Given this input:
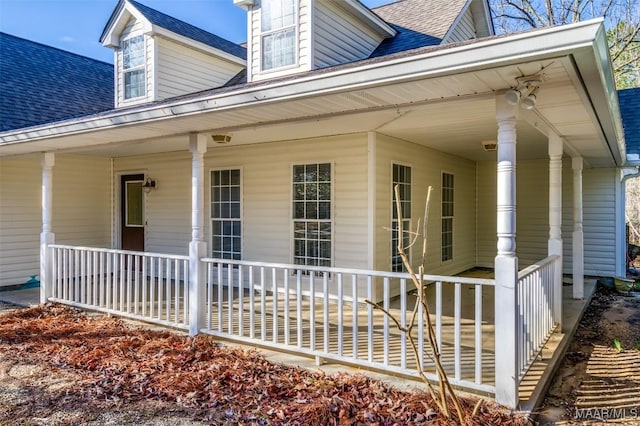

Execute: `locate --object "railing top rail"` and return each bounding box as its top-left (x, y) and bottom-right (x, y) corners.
top-left (201, 257), bottom-right (495, 286)
top-left (48, 244), bottom-right (189, 261)
top-left (517, 254), bottom-right (561, 280)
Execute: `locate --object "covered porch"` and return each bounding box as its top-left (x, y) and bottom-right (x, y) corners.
top-left (0, 20), bottom-right (623, 409)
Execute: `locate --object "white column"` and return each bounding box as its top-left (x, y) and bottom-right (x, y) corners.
top-left (188, 133), bottom-right (208, 336)
top-left (40, 153), bottom-right (55, 304)
top-left (548, 135), bottom-right (563, 328)
top-left (494, 94), bottom-right (519, 409)
top-left (572, 157), bottom-right (584, 299)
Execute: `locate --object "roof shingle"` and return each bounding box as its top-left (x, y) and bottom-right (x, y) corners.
top-left (127, 0), bottom-right (246, 60)
top-left (619, 87), bottom-right (640, 160)
top-left (0, 32), bottom-right (114, 132)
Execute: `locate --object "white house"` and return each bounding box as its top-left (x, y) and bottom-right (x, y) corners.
top-left (0, 0), bottom-right (634, 409)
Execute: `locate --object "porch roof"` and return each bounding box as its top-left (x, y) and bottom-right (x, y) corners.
top-left (0, 19), bottom-right (624, 168)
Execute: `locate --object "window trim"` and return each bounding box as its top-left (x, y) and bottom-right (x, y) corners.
top-left (259, 0), bottom-right (299, 72)
top-left (441, 171), bottom-right (455, 263)
top-left (210, 167), bottom-right (243, 261)
top-left (121, 35), bottom-right (146, 101)
top-left (290, 161), bottom-right (334, 268)
top-left (391, 162), bottom-right (412, 272)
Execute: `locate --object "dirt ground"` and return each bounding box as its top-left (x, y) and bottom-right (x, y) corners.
top-left (0, 302), bottom-right (525, 426)
top-left (535, 285), bottom-right (640, 425)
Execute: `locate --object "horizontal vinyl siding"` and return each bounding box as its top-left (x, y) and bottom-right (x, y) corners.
top-left (0, 155), bottom-right (111, 287)
top-left (156, 38), bottom-right (243, 100)
top-left (207, 135), bottom-right (369, 268)
top-left (476, 159), bottom-right (616, 276)
top-left (313, 1), bottom-right (382, 68)
top-left (375, 134), bottom-right (477, 278)
top-left (0, 155), bottom-right (41, 286)
top-left (445, 8), bottom-right (477, 43)
top-left (582, 168), bottom-right (616, 276)
top-left (114, 152), bottom-right (191, 256)
top-left (52, 156), bottom-right (112, 247)
top-left (113, 135), bottom-right (369, 269)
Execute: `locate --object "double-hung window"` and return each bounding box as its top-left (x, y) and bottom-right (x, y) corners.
top-left (391, 164), bottom-right (411, 272)
top-left (261, 0), bottom-right (296, 71)
top-left (211, 169), bottom-right (242, 260)
top-left (441, 172), bottom-right (454, 262)
top-left (121, 35), bottom-right (145, 100)
top-left (293, 163), bottom-right (331, 267)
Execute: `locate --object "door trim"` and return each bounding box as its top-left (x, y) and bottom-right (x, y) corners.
top-left (114, 170), bottom-right (147, 250)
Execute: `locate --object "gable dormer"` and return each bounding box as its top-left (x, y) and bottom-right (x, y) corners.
top-left (235, 0), bottom-right (396, 82)
top-left (101, 0), bottom-right (246, 108)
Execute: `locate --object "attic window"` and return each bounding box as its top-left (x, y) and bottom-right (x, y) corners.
top-left (261, 0), bottom-right (296, 71)
top-left (121, 35), bottom-right (145, 100)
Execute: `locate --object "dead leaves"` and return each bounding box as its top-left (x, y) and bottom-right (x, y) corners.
top-left (0, 304), bottom-right (526, 425)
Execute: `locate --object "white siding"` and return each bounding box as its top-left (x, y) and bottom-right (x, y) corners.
top-left (113, 135), bottom-right (369, 268)
top-left (443, 7), bottom-right (477, 43)
top-left (375, 134), bottom-right (477, 278)
top-left (313, 1), bottom-right (384, 69)
top-left (0, 155), bottom-right (41, 287)
top-left (0, 155), bottom-right (111, 287)
top-left (114, 152), bottom-right (192, 255)
top-left (155, 37), bottom-right (243, 100)
top-left (249, 0), bottom-right (312, 82)
top-left (116, 17), bottom-right (152, 107)
top-left (476, 159), bottom-right (617, 277)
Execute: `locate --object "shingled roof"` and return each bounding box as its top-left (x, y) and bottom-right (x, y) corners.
top-left (370, 0), bottom-right (467, 57)
top-left (105, 0), bottom-right (246, 60)
top-left (0, 32), bottom-right (114, 132)
top-left (619, 87), bottom-right (640, 162)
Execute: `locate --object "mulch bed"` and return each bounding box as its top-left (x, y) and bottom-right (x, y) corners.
top-left (0, 304), bottom-right (526, 425)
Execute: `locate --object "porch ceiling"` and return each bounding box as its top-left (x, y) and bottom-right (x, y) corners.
top-left (0, 20), bottom-right (620, 167)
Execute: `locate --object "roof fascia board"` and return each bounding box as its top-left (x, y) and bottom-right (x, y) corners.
top-left (101, 1), bottom-right (152, 47)
top-left (0, 20), bottom-right (613, 149)
top-left (150, 26), bottom-right (246, 65)
top-left (338, 0), bottom-right (396, 38)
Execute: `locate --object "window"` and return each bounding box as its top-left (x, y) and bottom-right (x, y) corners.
top-left (442, 172), bottom-right (454, 262)
top-left (125, 180), bottom-right (144, 227)
top-left (121, 35), bottom-right (145, 100)
top-left (211, 169), bottom-right (241, 260)
top-left (293, 163), bottom-right (331, 267)
top-left (261, 0), bottom-right (296, 71)
top-left (391, 164), bottom-right (411, 272)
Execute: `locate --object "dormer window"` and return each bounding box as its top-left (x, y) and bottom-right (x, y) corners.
top-left (121, 35), bottom-right (145, 100)
top-left (261, 0), bottom-right (297, 71)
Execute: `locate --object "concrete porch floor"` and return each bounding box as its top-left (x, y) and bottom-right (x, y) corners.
top-left (0, 277), bottom-right (597, 411)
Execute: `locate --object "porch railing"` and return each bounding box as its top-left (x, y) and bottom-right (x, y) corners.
top-left (200, 258), bottom-right (496, 394)
top-left (516, 254), bottom-right (560, 380)
top-left (48, 245), bottom-right (190, 330)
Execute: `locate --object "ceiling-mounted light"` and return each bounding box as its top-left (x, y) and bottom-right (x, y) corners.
top-left (520, 87), bottom-right (538, 110)
top-left (481, 140), bottom-right (497, 151)
top-left (505, 89), bottom-right (521, 105)
top-left (212, 134), bottom-right (232, 144)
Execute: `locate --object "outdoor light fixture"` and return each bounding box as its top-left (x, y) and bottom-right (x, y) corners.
top-left (520, 86), bottom-right (538, 110)
top-left (212, 134), bottom-right (232, 144)
top-left (505, 89), bottom-right (521, 105)
top-left (505, 74), bottom-right (543, 110)
top-left (481, 140), bottom-right (497, 151)
top-left (142, 177), bottom-right (157, 193)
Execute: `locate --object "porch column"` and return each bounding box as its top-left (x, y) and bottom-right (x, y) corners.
top-left (494, 94), bottom-right (519, 409)
top-left (40, 153), bottom-right (55, 304)
top-left (572, 157), bottom-right (584, 299)
top-left (188, 133), bottom-right (208, 336)
top-left (548, 135), bottom-right (563, 328)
